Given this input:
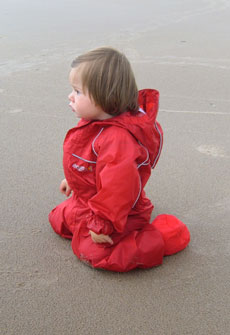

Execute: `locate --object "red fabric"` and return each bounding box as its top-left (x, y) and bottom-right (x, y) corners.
top-left (49, 89), bottom-right (190, 272)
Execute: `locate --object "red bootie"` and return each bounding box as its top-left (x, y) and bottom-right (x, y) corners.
top-left (151, 214), bottom-right (190, 256)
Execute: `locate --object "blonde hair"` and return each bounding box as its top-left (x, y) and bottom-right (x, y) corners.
top-left (71, 47), bottom-right (139, 116)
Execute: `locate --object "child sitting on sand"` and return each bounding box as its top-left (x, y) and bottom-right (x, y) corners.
top-left (49, 47), bottom-right (190, 272)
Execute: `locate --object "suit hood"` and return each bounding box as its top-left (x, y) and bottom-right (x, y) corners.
top-left (78, 89), bottom-right (163, 168)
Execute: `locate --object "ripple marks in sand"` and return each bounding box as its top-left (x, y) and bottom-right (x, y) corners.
top-left (133, 56), bottom-right (230, 70)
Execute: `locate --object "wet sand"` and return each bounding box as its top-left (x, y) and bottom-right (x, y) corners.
top-left (1, 1), bottom-right (230, 334)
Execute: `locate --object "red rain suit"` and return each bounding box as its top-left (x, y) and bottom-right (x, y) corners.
top-left (49, 89), bottom-right (189, 272)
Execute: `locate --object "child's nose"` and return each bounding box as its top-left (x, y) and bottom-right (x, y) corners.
top-left (68, 91), bottom-right (74, 102)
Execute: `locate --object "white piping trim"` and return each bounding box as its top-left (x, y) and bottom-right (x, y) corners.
top-left (92, 127), bottom-right (104, 157)
top-left (152, 122), bottom-right (163, 168)
top-left (138, 107), bottom-right (146, 114)
top-left (137, 141), bottom-right (150, 169)
top-left (72, 153), bottom-right (96, 164)
top-left (132, 175), bottom-right (142, 208)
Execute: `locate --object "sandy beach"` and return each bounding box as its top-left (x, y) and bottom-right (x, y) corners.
top-left (1, 0), bottom-right (230, 334)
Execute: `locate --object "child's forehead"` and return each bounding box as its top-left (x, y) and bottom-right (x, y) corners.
top-left (69, 66), bottom-right (83, 86)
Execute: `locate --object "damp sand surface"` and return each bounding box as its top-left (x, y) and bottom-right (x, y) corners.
top-left (1, 1), bottom-right (230, 334)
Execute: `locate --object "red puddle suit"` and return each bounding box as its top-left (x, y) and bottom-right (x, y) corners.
top-left (49, 89), bottom-right (190, 272)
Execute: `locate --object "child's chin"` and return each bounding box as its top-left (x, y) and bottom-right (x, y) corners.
top-left (74, 111), bottom-right (80, 118)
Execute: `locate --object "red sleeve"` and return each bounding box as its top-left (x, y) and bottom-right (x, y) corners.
top-left (87, 127), bottom-right (141, 234)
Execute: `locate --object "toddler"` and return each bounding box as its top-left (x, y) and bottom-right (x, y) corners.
top-left (49, 47), bottom-right (190, 272)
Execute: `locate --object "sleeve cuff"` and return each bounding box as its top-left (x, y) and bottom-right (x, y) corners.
top-left (86, 212), bottom-right (114, 235)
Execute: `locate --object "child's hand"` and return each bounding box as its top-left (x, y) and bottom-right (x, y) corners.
top-left (89, 230), bottom-right (113, 245)
top-left (59, 178), bottom-right (72, 197)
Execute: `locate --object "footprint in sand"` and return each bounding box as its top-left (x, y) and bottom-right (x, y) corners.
top-left (197, 145), bottom-right (227, 158)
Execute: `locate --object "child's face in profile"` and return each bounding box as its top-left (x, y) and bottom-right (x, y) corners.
top-left (68, 67), bottom-right (112, 120)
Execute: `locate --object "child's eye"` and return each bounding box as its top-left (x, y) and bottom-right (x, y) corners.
top-left (75, 89), bottom-right (81, 95)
